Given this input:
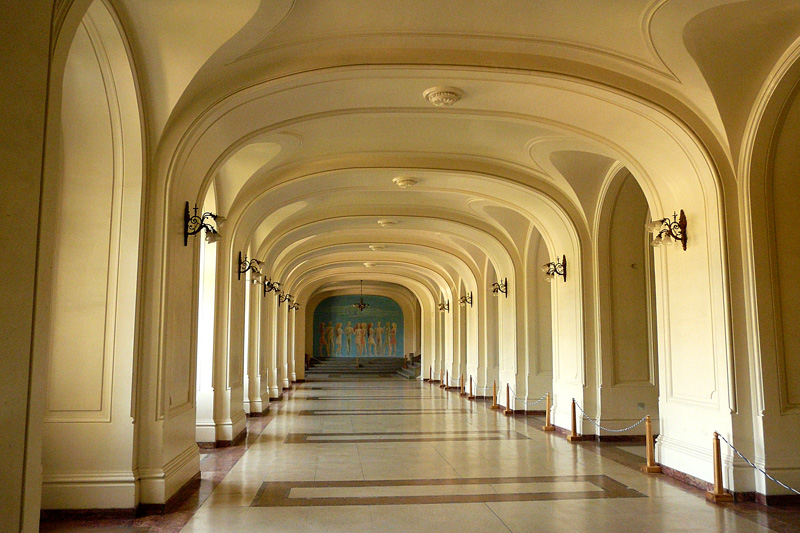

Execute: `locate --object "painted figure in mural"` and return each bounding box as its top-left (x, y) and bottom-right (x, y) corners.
top-left (319, 322), bottom-right (327, 357)
top-left (334, 323), bottom-right (343, 356)
top-left (344, 322), bottom-right (354, 356)
top-left (367, 323), bottom-right (376, 356)
top-left (354, 322), bottom-right (364, 357)
top-left (389, 322), bottom-right (397, 356)
top-left (325, 322), bottom-right (335, 357)
top-left (375, 322), bottom-right (385, 356)
top-left (361, 323), bottom-right (368, 354)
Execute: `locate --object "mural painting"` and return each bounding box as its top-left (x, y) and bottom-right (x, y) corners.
top-left (313, 295), bottom-right (404, 358)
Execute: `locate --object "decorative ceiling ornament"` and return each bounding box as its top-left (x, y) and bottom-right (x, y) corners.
top-left (369, 244), bottom-right (385, 251)
top-left (363, 262), bottom-right (375, 268)
top-left (392, 177), bottom-right (418, 188)
top-left (377, 219), bottom-right (398, 228)
top-left (423, 86), bottom-right (463, 107)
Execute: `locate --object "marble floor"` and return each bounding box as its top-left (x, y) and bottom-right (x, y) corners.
top-left (42, 375), bottom-right (800, 532)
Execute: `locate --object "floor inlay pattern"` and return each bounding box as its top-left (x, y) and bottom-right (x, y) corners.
top-left (284, 429), bottom-right (530, 443)
top-left (252, 475), bottom-right (643, 507)
top-left (43, 373), bottom-right (800, 531)
top-left (296, 409), bottom-right (471, 416)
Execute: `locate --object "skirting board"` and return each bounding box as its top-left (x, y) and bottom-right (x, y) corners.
top-left (137, 443), bottom-right (199, 504)
top-left (41, 471), bottom-right (137, 510)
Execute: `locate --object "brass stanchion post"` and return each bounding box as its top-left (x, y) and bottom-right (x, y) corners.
top-left (504, 383), bottom-right (512, 415)
top-left (468, 375), bottom-right (475, 400)
top-left (567, 398), bottom-right (580, 442)
top-left (491, 380), bottom-right (500, 409)
top-left (706, 432), bottom-right (733, 502)
top-left (428, 366), bottom-right (432, 383)
top-left (460, 374), bottom-right (467, 397)
top-left (542, 392), bottom-right (555, 431)
top-left (641, 415), bottom-right (661, 473)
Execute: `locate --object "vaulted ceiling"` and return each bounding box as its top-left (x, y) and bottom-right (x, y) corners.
top-left (112, 0), bottom-right (800, 302)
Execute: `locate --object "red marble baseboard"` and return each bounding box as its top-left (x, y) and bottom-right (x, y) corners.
top-left (41, 507), bottom-right (136, 522)
top-left (757, 492), bottom-right (800, 506)
top-left (596, 434), bottom-right (647, 443)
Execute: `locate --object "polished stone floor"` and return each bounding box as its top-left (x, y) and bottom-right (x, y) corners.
top-left (42, 375), bottom-right (800, 532)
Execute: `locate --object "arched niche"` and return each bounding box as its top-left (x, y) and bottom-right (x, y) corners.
top-left (596, 168), bottom-right (659, 436)
top-left (34, 0), bottom-right (144, 510)
top-left (743, 43), bottom-right (800, 497)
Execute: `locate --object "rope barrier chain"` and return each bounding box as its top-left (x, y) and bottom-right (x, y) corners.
top-left (716, 433), bottom-right (800, 495)
top-left (508, 385), bottom-right (548, 406)
top-left (574, 401), bottom-right (647, 433)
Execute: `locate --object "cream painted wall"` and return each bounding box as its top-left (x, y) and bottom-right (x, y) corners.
top-left (0, 1), bottom-right (55, 529)
top-left (39, 1), bottom-right (143, 510)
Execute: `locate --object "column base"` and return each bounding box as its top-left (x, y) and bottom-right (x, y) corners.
top-left (706, 491), bottom-right (734, 503)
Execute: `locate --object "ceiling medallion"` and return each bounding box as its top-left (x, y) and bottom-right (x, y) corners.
top-left (392, 177), bottom-right (418, 188)
top-left (377, 219), bottom-right (399, 228)
top-left (423, 86), bottom-right (463, 107)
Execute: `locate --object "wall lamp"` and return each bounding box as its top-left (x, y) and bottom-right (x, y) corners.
top-left (288, 301), bottom-right (300, 311)
top-left (492, 278), bottom-right (508, 297)
top-left (184, 201), bottom-right (224, 246)
top-left (238, 251), bottom-right (262, 280)
top-left (459, 291), bottom-right (473, 308)
top-left (278, 292), bottom-right (293, 307)
top-left (438, 300), bottom-right (450, 312)
top-left (263, 279), bottom-right (281, 295)
top-left (646, 210), bottom-right (687, 250)
top-left (542, 255), bottom-right (567, 282)
top-left (251, 276), bottom-right (281, 296)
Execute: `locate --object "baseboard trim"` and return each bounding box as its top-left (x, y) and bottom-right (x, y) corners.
top-left (41, 507), bottom-right (135, 522)
top-left (215, 426), bottom-right (247, 448)
top-left (247, 406), bottom-right (269, 418)
top-left (136, 472), bottom-right (201, 516)
top-left (596, 434), bottom-right (647, 443)
top-left (661, 464), bottom-right (712, 492)
top-left (756, 493), bottom-right (800, 506)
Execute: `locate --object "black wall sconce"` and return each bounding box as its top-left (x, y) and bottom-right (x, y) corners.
top-left (288, 301), bottom-right (300, 311)
top-left (278, 292), bottom-right (293, 307)
top-left (492, 278), bottom-right (508, 297)
top-left (542, 255), bottom-right (567, 282)
top-left (251, 276), bottom-right (281, 296)
top-left (184, 201), bottom-right (224, 246)
top-left (438, 300), bottom-right (450, 312)
top-left (459, 291), bottom-right (473, 308)
top-left (238, 251), bottom-right (262, 280)
top-left (263, 279), bottom-right (281, 296)
top-left (646, 210), bottom-right (687, 250)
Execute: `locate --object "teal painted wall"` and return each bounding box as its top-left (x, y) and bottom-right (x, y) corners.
top-left (313, 295), bottom-right (404, 358)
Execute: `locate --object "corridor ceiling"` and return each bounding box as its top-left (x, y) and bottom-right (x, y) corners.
top-left (116, 0), bottom-right (800, 302)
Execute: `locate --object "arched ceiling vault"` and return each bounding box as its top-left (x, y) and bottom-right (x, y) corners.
top-left (109, 0), bottom-right (800, 309)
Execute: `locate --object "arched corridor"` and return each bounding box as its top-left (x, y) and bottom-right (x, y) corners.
top-left (5, 1), bottom-right (800, 531)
